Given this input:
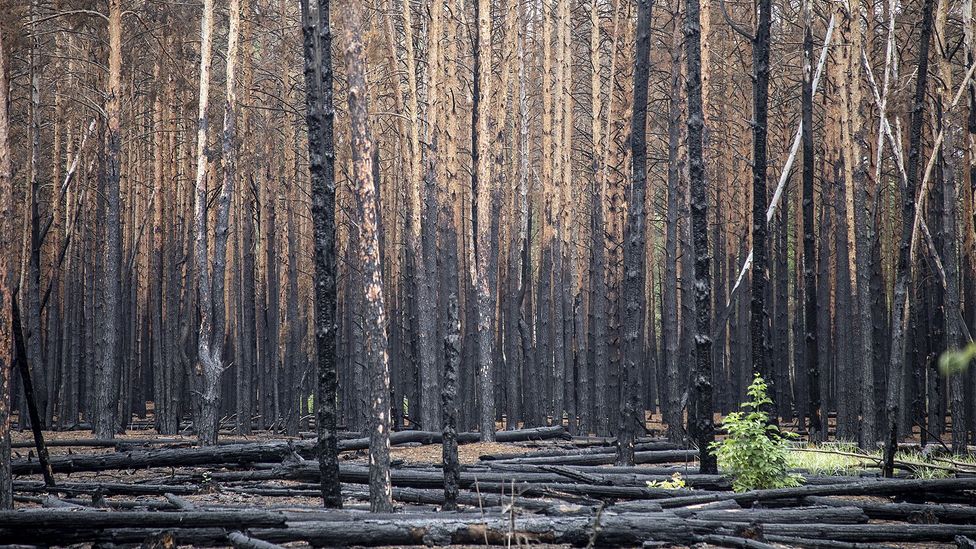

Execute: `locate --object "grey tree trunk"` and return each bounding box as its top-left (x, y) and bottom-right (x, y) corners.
top-left (0, 21), bottom-right (15, 509)
top-left (662, 10), bottom-right (683, 443)
top-left (95, 0), bottom-right (124, 440)
top-left (341, 0), bottom-right (393, 512)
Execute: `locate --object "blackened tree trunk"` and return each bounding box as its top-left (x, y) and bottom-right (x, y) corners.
top-left (750, 0), bottom-right (773, 405)
top-left (883, 0), bottom-right (935, 477)
top-left (95, 0), bottom-right (124, 440)
top-left (301, 0), bottom-right (342, 508)
top-left (441, 274), bottom-right (461, 511)
top-left (25, 0), bottom-right (47, 431)
top-left (662, 10), bottom-right (683, 443)
top-left (801, 0), bottom-right (823, 441)
top-left (618, 0), bottom-right (654, 467)
top-left (685, 0), bottom-right (716, 474)
top-left (341, 0), bottom-right (393, 512)
top-left (0, 23), bottom-right (14, 509)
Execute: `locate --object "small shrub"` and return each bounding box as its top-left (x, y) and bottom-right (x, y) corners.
top-left (646, 472), bottom-right (686, 490)
top-left (710, 374), bottom-right (803, 492)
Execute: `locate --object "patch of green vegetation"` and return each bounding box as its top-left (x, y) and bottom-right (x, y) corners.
top-left (894, 449), bottom-right (953, 479)
top-left (787, 443), bottom-right (874, 476)
top-left (786, 444), bottom-right (957, 479)
top-left (711, 374), bottom-right (803, 492)
top-left (646, 472), bottom-right (686, 490)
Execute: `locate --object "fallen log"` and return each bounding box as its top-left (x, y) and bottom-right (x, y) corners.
top-left (16, 494), bottom-right (176, 510)
top-left (251, 514), bottom-right (704, 546)
top-left (11, 426), bottom-right (570, 475)
top-left (14, 480), bottom-right (200, 496)
top-left (695, 534), bottom-right (778, 549)
top-left (479, 441), bottom-right (683, 461)
top-left (489, 449), bottom-right (697, 466)
top-left (762, 536), bottom-right (896, 549)
top-left (219, 482), bottom-right (596, 513)
top-left (0, 527), bottom-right (231, 546)
top-left (482, 462), bottom-right (731, 490)
top-left (1, 511), bottom-right (964, 547)
top-left (805, 496), bottom-right (976, 523)
top-left (10, 437), bottom-right (194, 449)
top-left (11, 441), bottom-right (306, 475)
top-left (690, 505), bottom-right (868, 524)
top-left (738, 522), bottom-right (976, 543)
top-left (654, 477), bottom-right (976, 508)
top-left (227, 531), bottom-right (284, 549)
top-left (472, 481), bottom-right (692, 500)
top-left (0, 509), bottom-right (287, 529)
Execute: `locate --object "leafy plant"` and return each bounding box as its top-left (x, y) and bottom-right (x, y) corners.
top-left (646, 472), bottom-right (686, 490)
top-left (710, 374), bottom-right (803, 492)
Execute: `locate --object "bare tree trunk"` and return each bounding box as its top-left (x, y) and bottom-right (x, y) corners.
top-left (801, 0), bottom-right (823, 442)
top-left (0, 22), bottom-right (15, 509)
top-left (585, 0), bottom-right (604, 437)
top-left (442, 254), bottom-right (461, 511)
top-left (301, 0), bottom-right (342, 508)
top-left (94, 0), bottom-right (124, 440)
top-left (686, 0), bottom-right (716, 474)
top-left (883, 0), bottom-right (935, 477)
top-left (191, 0), bottom-right (220, 446)
top-left (934, 0), bottom-right (965, 453)
top-left (750, 0), bottom-right (773, 407)
top-left (341, 0), bottom-right (393, 512)
top-left (618, 0), bottom-right (654, 467)
top-left (849, 0), bottom-right (875, 449)
top-left (663, 8), bottom-right (683, 443)
top-left (472, 0), bottom-right (496, 442)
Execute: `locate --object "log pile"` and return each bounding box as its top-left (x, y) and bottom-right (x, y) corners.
top-left (6, 427), bottom-right (976, 547)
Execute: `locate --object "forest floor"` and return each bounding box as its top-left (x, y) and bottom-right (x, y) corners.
top-left (4, 421), bottom-right (975, 549)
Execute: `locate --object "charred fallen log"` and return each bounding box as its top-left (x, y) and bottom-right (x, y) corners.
top-left (654, 477), bottom-right (976, 507)
top-left (11, 426), bottom-right (570, 475)
top-left (488, 449), bottom-right (697, 466)
top-left (805, 495), bottom-right (976, 523)
top-left (0, 509), bottom-right (286, 529)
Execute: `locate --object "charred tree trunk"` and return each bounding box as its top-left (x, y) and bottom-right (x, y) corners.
top-left (301, 0), bottom-right (342, 508)
top-left (618, 0), bottom-right (654, 467)
top-left (686, 0), bottom-right (716, 474)
top-left (883, 0), bottom-right (935, 477)
top-left (801, 0), bottom-right (823, 441)
top-left (663, 12), bottom-right (683, 443)
top-left (750, 0), bottom-right (773, 407)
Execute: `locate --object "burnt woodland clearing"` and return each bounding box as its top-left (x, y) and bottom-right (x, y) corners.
top-left (3, 0), bottom-right (976, 545)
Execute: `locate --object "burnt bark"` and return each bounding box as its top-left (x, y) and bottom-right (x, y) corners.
top-left (686, 0), bottom-right (716, 474)
top-left (301, 0), bottom-right (342, 507)
top-left (801, 0), bottom-right (823, 440)
top-left (618, 0), bottom-right (654, 466)
top-left (883, 0), bottom-right (935, 477)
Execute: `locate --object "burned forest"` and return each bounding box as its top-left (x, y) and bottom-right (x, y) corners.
top-left (2, 0), bottom-right (976, 545)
